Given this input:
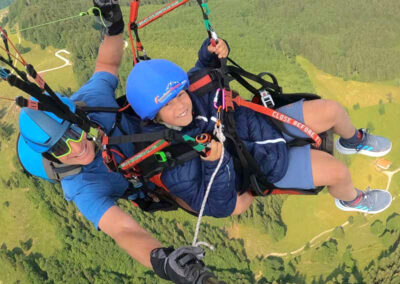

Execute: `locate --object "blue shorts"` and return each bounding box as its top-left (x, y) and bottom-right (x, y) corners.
top-left (273, 99), bottom-right (315, 189)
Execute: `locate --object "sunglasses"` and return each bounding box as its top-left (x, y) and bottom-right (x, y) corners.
top-left (49, 124), bottom-right (85, 159)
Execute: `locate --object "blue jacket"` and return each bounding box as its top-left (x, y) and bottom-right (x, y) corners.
top-left (192, 39), bottom-right (289, 184)
top-left (142, 39), bottom-right (289, 218)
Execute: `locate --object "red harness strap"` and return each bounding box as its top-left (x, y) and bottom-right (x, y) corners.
top-left (137, 0), bottom-right (190, 29)
top-left (149, 173), bottom-right (170, 192)
top-left (224, 90), bottom-right (322, 148)
top-left (189, 74), bottom-right (212, 93)
top-left (129, 0), bottom-right (141, 65)
top-left (119, 139), bottom-right (171, 171)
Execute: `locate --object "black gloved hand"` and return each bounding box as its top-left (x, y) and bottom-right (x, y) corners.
top-left (150, 246), bottom-right (219, 284)
top-left (93, 0), bottom-right (124, 36)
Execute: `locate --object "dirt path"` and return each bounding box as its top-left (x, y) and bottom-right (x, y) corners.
top-left (38, 49), bottom-right (72, 74)
top-left (266, 221), bottom-right (350, 257)
top-left (265, 168), bottom-right (399, 258)
top-left (382, 168), bottom-right (400, 193)
top-left (11, 33), bottom-right (22, 71)
top-left (9, 32), bottom-right (71, 75)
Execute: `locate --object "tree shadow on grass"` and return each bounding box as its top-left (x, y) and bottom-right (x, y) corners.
top-left (0, 107), bottom-right (7, 119)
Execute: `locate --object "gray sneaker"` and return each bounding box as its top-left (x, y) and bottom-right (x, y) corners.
top-left (335, 129), bottom-right (392, 157)
top-left (335, 188), bottom-right (392, 214)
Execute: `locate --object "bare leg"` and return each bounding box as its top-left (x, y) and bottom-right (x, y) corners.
top-left (311, 149), bottom-right (357, 201)
top-left (303, 99), bottom-right (356, 139)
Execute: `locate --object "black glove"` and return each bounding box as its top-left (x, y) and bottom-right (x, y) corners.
top-left (93, 0), bottom-right (124, 36)
top-left (150, 246), bottom-right (219, 284)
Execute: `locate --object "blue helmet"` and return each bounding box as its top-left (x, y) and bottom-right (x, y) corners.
top-left (17, 134), bottom-right (55, 182)
top-left (18, 94), bottom-right (76, 153)
top-left (126, 59), bottom-right (189, 120)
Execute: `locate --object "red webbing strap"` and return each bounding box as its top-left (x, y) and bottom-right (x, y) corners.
top-left (189, 74), bottom-right (212, 93)
top-left (227, 94), bottom-right (322, 148)
top-left (27, 99), bottom-right (39, 110)
top-left (129, 0), bottom-right (140, 65)
top-left (118, 103), bottom-right (131, 112)
top-left (149, 173), bottom-right (170, 192)
top-left (129, 0), bottom-right (140, 23)
top-left (0, 26), bottom-right (27, 66)
top-left (266, 189), bottom-right (306, 195)
top-left (109, 148), bottom-right (127, 160)
top-left (119, 139), bottom-right (170, 171)
top-left (0, 26), bottom-right (45, 88)
top-left (102, 149), bottom-right (119, 173)
top-left (137, 0), bottom-right (189, 29)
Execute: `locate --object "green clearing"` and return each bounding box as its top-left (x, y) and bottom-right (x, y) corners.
top-left (2, 0), bottom-right (400, 281)
top-left (0, 260), bottom-right (31, 284)
top-left (0, 32), bottom-right (79, 98)
top-left (226, 59), bottom-right (400, 280)
top-left (0, 25), bottom-right (78, 261)
top-left (0, 185), bottom-right (62, 257)
top-left (393, 174), bottom-right (400, 198)
top-left (297, 56), bottom-right (400, 108)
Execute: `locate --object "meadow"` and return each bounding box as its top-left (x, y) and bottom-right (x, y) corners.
top-left (1, 0), bottom-right (400, 282)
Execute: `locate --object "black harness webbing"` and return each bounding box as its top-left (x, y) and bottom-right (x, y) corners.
top-left (227, 65), bottom-right (282, 96)
top-left (104, 129), bottom-right (191, 146)
top-left (188, 59), bottom-right (330, 195)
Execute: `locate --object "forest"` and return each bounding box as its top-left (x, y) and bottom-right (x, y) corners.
top-left (2, 0), bottom-right (400, 283)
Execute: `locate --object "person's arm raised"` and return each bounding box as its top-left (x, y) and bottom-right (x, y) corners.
top-left (94, 34), bottom-right (124, 76)
top-left (92, 0), bottom-right (125, 76)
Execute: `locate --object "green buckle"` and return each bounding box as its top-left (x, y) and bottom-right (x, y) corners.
top-left (155, 151), bottom-right (167, 163)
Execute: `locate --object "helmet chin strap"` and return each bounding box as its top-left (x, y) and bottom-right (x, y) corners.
top-left (86, 128), bottom-right (104, 151)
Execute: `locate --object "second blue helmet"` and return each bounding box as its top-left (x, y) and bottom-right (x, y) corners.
top-left (126, 59), bottom-right (189, 120)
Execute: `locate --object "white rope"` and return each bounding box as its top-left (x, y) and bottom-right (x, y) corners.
top-left (192, 121), bottom-right (226, 248)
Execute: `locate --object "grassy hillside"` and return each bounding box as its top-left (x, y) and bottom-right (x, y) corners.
top-left (2, 0), bottom-right (400, 283)
top-left (227, 56), bottom-right (400, 281)
top-left (0, 25), bottom-right (79, 264)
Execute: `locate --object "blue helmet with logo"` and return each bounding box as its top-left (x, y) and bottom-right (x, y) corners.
top-left (18, 94), bottom-right (76, 153)
top-left (126, 59), bottom-right (189, 120)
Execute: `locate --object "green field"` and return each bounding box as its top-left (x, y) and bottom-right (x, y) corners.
top-left (297, 56), bottom-right (400, 107)
top-left (0, 27), bottom-right (78, 260)
top-left (2, 1), bottom-right (400, 282)
top-left (227, 57), bottom-right (400, 280)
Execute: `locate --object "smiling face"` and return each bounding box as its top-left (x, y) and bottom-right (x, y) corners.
top-left (156, 90), bottom-right (193, 127)
top-left (57, 133), bottom-right (96, 165)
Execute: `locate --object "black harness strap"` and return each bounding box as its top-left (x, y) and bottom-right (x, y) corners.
top-left (104, 129), bottom-right (188, 146)
top-left (227, 65), bottom-right (282, 96)
top-left (223, 111), bottom-right (276, 195)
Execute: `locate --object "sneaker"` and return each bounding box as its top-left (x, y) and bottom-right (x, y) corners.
top-left (335, 188), bottom-right (392, 214)
top-left (335, 129), bottom-right (392, 157)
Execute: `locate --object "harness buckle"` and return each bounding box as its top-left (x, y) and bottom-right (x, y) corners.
top-left (128, 176), bottom-right (143, 189)
top-left (223, 89), bottom-right (235, 112)
top-left (154, 151), bottom-right (168, 163)
top-left (260, 89), bottom-right (275, 108)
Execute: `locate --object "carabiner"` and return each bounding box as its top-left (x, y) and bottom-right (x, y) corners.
top-left (196, 133), bottom-right (212, 145)
top-left (213, 88), bottom-right (221, 109)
